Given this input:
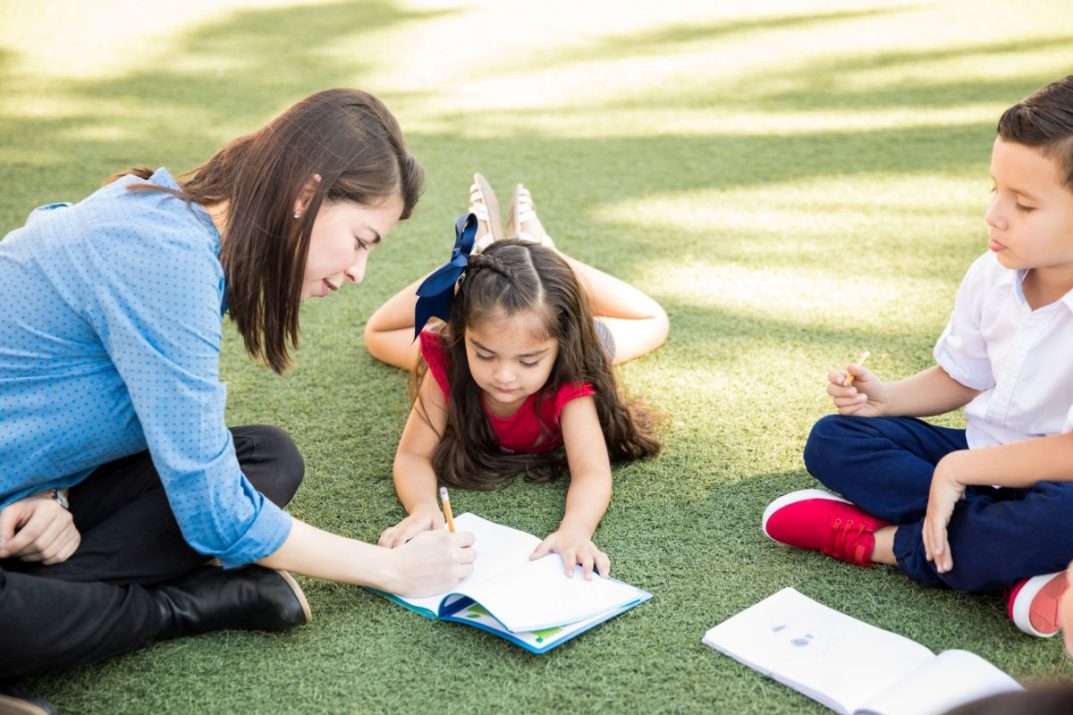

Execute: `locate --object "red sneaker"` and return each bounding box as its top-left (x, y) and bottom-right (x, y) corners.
top-left (1008, 572), bottom-right (1067, 637)
top-left (762, 489), bottom-right (890, 567)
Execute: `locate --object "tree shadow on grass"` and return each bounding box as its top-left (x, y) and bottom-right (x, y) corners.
top-left (0, 0), bottom-right (449, 224)
top-left (747, 36), bottom-right (1073, 112)
top-left (500, 6), bottom-right (914, 68)
top-left (380, 124), bottom-right (993, 293)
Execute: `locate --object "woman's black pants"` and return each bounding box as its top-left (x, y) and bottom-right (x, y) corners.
top-left (0, 425), bottom-right (304, 677)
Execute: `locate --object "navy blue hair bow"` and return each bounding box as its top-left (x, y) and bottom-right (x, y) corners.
top-left (413, 213), bottom-right (478, 339)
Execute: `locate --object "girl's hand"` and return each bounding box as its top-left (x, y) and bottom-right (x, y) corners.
top-left (0, 492), bottom-right (81, 565)
top-left (827, 363), bottom-right (889, 417)
top-left (378, 503), bottom-right (445, 548)
top-left (530, 528), bottom-right (610, 580)
top-left (922, 453), bottom-right (968, 574)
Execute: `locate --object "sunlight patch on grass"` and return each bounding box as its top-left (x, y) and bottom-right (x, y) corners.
top-left (0, 91), bottom-right (113, 120)
top-left (652, 259), bottom-right (950, 332)
top-left (597, 175), bottom-right (987, 277)
top-left (54, 124), bottom-right (142, 143)
top-left (602, 175), bottom-right (985, 233)
top-left (372, 1), bottom-right (912, 116)
top-left (0, 0), bottom-right (330, 79)
top-left (379, 0), bottom-right (1069, 135)
top-left (810, 44), bottom-right (1073, 93)
top-left (406, 104), bottom-right (1003, 139)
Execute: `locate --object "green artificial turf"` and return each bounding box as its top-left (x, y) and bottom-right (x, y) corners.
top-left (3, 1), bottom-right (1072, 712)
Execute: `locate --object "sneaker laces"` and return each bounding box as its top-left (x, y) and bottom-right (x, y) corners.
top-left (824, 516), bottom-right (875, 566)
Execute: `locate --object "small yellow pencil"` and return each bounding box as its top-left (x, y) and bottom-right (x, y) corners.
top-left (845, 350), bottom-right (871, 386)
top-left (439, 486), bottom-right (456, 533)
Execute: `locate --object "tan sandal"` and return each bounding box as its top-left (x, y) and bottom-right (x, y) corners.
top-left (506, 183), bottom-right (555, 249)
top-left (469, 172), bottom-right (504, 254)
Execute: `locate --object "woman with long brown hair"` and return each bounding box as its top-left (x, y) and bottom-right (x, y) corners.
top-left (0, 89), bottom-right (474, 689)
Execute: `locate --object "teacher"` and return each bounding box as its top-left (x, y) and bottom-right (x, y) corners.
top-left (0, 88), bottom-right (475, 679)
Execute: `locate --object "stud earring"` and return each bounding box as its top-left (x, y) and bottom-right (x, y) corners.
top-left (293, 211), bottom-right (302, 220)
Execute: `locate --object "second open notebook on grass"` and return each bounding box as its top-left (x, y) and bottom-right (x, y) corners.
top-left (703, 587), bottom-right (1022, 715)
top-left (375, 513), bottom-right (651, 653)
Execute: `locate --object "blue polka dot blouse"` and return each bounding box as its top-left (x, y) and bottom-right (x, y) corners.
top-left (0, 168), bottom-right (291, 568)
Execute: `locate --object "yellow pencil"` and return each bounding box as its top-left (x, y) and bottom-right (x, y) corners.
top-left (845, 350), bottom-right (871, 386)
top-left (439, 486), bottom-right (456, 533)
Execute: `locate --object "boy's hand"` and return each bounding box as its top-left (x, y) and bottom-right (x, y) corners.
top-left (378, 503), bottom-right (445, 548)
top-left (827, 362), bottom-right (889, 417)
top-left (0, 492), bottom-right (81, 565)
top-left (922, 453), bottom-right (968, 574)
top-left (530, 528), bottom-right (610, 580)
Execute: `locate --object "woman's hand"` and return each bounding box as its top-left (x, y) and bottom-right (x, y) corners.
top-left (378, 503), bottom-right (445, 548)
top-left (827, 362), bottom-right (890, 417)
top-left (530, 527), bottom-right (610, 580)
top-left (388, 529), bottom-right (475, 597)
top-left (0, 492), bottom-right (80, 565)
top-left (922, 453), bottom-right (969, 574)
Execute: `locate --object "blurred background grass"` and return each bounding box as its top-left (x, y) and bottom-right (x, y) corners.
top-left (2, 0), bottom-right (1072, 712)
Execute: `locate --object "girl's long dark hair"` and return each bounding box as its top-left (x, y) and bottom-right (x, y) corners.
top-left (105, 88), bottom-right (424, 373)
top-left (416, 239), bottom-right (661, 489)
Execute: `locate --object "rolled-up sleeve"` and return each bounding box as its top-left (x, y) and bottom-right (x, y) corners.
top-left (933, 253), bottom-right (995, 391)
top-left (82, 211), bottom-right (291, 568)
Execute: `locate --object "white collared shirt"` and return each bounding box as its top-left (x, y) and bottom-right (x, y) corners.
top-left (934, 251), bottom-right (1073, 448)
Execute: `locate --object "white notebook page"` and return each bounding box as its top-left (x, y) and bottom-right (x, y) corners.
top-left (396, 513), bottom-right (643, 632)
top-left (703, 588), bottom-right (935, 715)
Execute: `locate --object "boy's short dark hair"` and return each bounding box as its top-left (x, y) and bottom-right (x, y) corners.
top-left (997, 75), bottom-right (1073, 190)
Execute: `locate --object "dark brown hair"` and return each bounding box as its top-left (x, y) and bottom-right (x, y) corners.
top-left (997, 75), bottom-right (1073, 190)
top-left (107, 88), bottom-right (424, 373)
top-left (417, 239), bottom-right (661, 489)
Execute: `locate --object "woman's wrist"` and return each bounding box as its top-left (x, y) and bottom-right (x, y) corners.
top-left (365, 545), bottom-right (404, 592)
top-left (30, 488), bottom-right (69, 509)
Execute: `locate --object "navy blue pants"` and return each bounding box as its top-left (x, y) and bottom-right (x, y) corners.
top-left (803, 414), bottom-right (1073, 592)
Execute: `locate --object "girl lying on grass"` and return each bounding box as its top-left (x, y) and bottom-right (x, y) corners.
top-left (365, 175), bottom-right (667, 578)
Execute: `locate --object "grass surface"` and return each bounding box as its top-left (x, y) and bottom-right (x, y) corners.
top-left (3, 0), bottom-right (1072, 712)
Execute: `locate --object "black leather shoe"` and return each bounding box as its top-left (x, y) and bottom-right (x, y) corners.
top-left (152, 564), bottom-right (311, 640)
top-left (0, 683), bottom-right (56, 715)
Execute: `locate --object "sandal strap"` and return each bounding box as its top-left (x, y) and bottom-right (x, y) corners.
top-left (511, 185), bottom-right (553, 247)
top-left (469, 203), bottom-right (491, 222)
top-left (471, 173), bottom-right (504, 243)
top-left (473, 232), bottom-right (496, 254)
top-left (468, 183), bottom-right (495, 249)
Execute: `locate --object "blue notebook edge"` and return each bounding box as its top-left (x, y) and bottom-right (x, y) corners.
top-left (368, 588), bottom-right (441, 620)
top-left (443, 589), bottom-right (653, 653)
top-left (367, 586), bottom-right (653, 654)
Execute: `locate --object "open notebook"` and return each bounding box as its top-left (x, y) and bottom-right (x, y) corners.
top-left (703, 588), bottom-right (1022, 715)
top-left (374, 513), bottom-right (651, 653)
